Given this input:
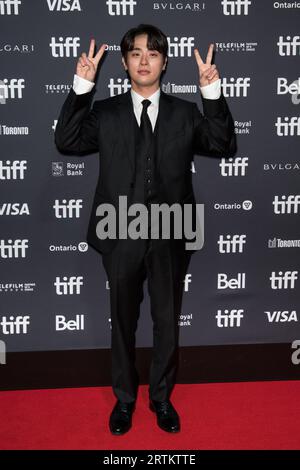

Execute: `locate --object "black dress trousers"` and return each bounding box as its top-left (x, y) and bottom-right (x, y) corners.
top-left (101, 107), bottom-right (192, 403)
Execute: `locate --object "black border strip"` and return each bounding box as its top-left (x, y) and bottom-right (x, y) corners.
top-left (0, 344), bottom-right (299, 391)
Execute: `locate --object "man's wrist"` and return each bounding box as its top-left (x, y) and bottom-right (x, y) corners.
top-left (72, 74), bottom-right (95, 95)
top-left (200, 78), bottom-right (221, 99)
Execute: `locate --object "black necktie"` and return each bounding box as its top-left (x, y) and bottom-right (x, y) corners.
top-left (140, 99), bottom-right (153, 147)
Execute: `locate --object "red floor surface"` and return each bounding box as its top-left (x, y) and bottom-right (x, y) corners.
top-left (0, 381), bottom-right (299, 450)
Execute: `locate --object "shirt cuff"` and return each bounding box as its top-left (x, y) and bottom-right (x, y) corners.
top-left (200, 78), bottom-right (221, 99)
top-left (72, 74), bottom-right (95, 95)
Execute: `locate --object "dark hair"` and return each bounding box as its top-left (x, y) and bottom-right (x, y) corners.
top-left (120, 24), bottom-right (168, 63)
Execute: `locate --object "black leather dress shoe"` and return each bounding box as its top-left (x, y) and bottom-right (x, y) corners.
top-left (109, 400), bottom-right (135, 435)
top-left (149, 399), bottom-right (180, 433)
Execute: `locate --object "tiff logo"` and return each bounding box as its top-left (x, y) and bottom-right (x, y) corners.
top-left (273, 195), bottom-right (300, 214)
top-left (0, 79), bottom-right (25, 100)
top-left (219, 157), bottom-right (248, 176)
top-left (106, 0), bottom-right (136, 15)
top-left (108, 78), bottom-right (131, 96)
top-left (218, 234), bottom-right (246, 253)
top-left (53, 199), bottom-right (83, 218)
top-left (47, 0), bottom-right (81, 11)
top-left (0, 0), bottom-right (21, 14)
top-left (275, 117), bottom-right (300, 136)
top-left (54, 276), bottom-right (83, 295)
top-left (0, 160), bottom-right (27, 179)
top-left (49, 37), bottom-right (80, 57)
top-left (277, 36), bottom-right (300, 56)
top-left (0, 315), bottom-right (30, 334)
top-left (216, 309), bottom-right (244, 327)
top-left (221, 0), bottom-right (251, 15)
top-left (184, 274), bottom-right (192, 292)
top-left (167, 37), bottom-right (195, 57)
top-left (270, 271), bottom-right (298, 289)
top-left (0, 239), bottom-right (28, 258)
top-left (222, 77), bottom-right (250, 97)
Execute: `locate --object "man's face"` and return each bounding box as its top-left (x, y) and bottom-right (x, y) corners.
top-left (122, 33), bottom-right (167, 90)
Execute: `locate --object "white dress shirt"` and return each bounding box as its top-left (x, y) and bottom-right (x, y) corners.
top-left (72, 74), bottom-right (221, 130)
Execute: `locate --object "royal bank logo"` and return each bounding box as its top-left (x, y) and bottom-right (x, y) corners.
top-left (235, 121), bottom-right (252, 135)
top-left (52, 162), bottom-right (63, 176)
top-left (52, 161), bottom-right (85, 176)
top-left (178, 314), bottom-right (193, 327)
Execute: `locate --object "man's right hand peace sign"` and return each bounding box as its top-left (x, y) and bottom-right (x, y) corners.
top-left (76, 39), bottom-right (107, 83)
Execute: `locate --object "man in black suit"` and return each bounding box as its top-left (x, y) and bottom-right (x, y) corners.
top-left (55, 24), bottom-right (236, 435)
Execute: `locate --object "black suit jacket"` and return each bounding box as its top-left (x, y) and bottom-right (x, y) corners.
top-left (55, 86), bottom-right (237, 255)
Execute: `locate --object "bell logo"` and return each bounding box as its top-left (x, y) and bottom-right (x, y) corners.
top-left (55, 314), bottom-right (85, 331)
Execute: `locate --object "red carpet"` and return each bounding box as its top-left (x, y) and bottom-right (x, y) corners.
top-left (0, 381), bottom-right (299, 450)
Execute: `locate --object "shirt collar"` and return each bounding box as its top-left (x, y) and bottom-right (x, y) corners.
top-left (130, 87), bottom-right (161, 110)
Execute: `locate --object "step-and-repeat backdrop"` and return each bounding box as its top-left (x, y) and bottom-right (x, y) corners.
top-left (1, 0), bottom-right (299, 353)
